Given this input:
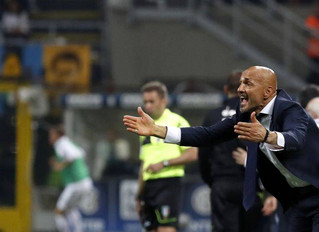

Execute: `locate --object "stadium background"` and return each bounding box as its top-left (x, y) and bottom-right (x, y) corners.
top-left (0, 0), bottom-right (317, 231)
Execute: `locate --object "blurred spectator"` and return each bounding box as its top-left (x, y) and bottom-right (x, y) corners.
top-left (298, 84), bottom-right (319, 108)
top-left (305, 2), bottom-right (319, 84)
top-left (306, 97), bottom-right (319, 127)
top-left (1, 0), bottom-right (29, 41)
top-left (92, 128), bottom-right (134, 180)
top-left (198, 70), bottom-right (264, 232)
top-left (49, 124), bottom-right (93, 232)
top-left (173, 77), bottom-right (216, 94)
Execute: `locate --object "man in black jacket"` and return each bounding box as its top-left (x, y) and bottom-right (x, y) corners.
top-left (199, 71), bottom-right (262, 232)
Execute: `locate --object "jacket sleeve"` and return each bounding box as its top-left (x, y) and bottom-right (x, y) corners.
top-left (278, 103), bottom-right (309, 152)
top-left (180, 114), bottom-right (237, 147)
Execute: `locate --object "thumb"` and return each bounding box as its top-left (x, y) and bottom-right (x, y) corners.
top-left (250, 111), bottom-right (258, 123)
top-left (137, 106), bottom-right (146, 117)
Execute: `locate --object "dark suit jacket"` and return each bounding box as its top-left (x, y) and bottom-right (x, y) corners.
top-left (180, 89), bottom-right (319, 203)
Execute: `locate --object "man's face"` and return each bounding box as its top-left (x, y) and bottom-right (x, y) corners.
top-left (237, 72), bottom-right (266, 113)
top-left (143, 91), bottom-right (166, 119)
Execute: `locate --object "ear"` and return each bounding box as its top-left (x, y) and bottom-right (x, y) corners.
top-left (161, 97), bottom-right (168, 106)
top-left (264, 86), bottom-right (273, 99)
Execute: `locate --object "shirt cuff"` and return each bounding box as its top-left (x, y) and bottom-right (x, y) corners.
top-left (265, 132), bottom-right (285, 151)
top-left (164, 126), bottom-right (181, 144)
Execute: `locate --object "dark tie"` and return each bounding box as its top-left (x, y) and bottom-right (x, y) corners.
top-left (242, 114), bottom-right (266, 210)
top-left (243, 142), bottom-right (259, 210)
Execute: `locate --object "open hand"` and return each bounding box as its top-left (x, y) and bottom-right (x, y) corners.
top-left (234, 112), bottom-right (267, 143)
top-left (123, 107), bottom-right (155, 136)
top-left (232, 147), bottom-right (247, 166)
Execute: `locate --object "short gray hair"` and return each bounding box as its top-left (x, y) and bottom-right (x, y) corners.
top-left (141, 81), bottom-right (168, 99)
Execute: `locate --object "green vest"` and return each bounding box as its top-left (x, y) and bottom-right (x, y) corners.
top-left (139, 109), bottom-right (190, 181)
top-left (56, 155), bottom-right (89, 185)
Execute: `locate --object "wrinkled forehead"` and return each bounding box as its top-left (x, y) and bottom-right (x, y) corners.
top-left (240, 70), bottom-right (260, 83)
top-left (241, 66), bottom-right (274, 82)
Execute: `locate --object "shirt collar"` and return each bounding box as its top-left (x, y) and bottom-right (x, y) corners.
top-left (259, 96), bottom-right (277, 116)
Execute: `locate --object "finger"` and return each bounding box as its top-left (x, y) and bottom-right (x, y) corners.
top-left (232, 154), bottom-right (240, 161)
top-left (232, 151), bottom-right (240, 156)
top-left (262, 207), bottom-right (270, 216)
top-left (235, 122), bottom-right (254, 128)
top-left (123, 118), bottom-right (138, 126)
top-left (137, 107), bottom-right (146, 117)
top-left (237, 147), bottom-right (246, 153)
top-left (123, 115), bottom-right (138, 122)
top-left (124, 124), bottom-right (137, 132)
top-left (124, 120), bottom-right (137, 128)
top-left (251, 111), bottom-right (258, 123)
top-left (238, 135), bottom-right (252, 141)
top-left (234, 129), bottom-right (250, 136)
top-left (127, 128), bottom-right (139, 134)
top-left (234, 126), bottom-right (252, 132)
top-left (123, 120), bottom-right (136, 126)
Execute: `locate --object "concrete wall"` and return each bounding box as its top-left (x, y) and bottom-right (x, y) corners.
top-left (108, 10), bottom-right (254, 90)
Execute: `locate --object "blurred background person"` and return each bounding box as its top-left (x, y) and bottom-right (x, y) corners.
top-left (1, 0), bottom-right (29, 41)
top-left (136, 81), bottom-right (197, 232)
top-left (298, 84), bottom-right (319, 108)
top-left (306, 97), bottom-right (319, 127)
top-left (49, 124), bottom-right (93, 232)
top-left (198, 70), bottom-right (264, 232)
top-left (92, 127), bottom-right (135, 181)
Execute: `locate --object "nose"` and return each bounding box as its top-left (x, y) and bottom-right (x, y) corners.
top-left (237, 83), bottom-right (244, 93)
top-left (144, 102), bottom-right (151, 110)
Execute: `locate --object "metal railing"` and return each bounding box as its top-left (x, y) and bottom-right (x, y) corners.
top-left (127, 0), bottom-right (317, 89)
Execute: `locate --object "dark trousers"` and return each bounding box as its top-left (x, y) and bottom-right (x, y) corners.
top-left (284, 192), bottom-right (319, 232)
top-left (210, 180), bottom-right (262, 232)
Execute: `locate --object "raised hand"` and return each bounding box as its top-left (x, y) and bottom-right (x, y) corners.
top-left (234, 112), bottom-right (268, 143)
top-left (232, 147), bottom-right (247, 166)
top-left (123, 107), bottom-right (155, 136)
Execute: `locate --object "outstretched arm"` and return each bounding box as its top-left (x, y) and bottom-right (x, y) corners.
top-left (124, 107), bottom-right (237, 147)
top-left (123, 107), bottom-right (167, 138)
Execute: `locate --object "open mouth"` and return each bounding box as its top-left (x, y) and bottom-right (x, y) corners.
top-left (240, 95), bottom-right (248, 104)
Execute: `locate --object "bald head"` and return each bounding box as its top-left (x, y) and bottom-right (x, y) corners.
top-left (243, 66), bottom-right (277, 90)
top-left (306, 97), bottom-right (319, 119)
top-left (238, 66), bottom-right (278, 114)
